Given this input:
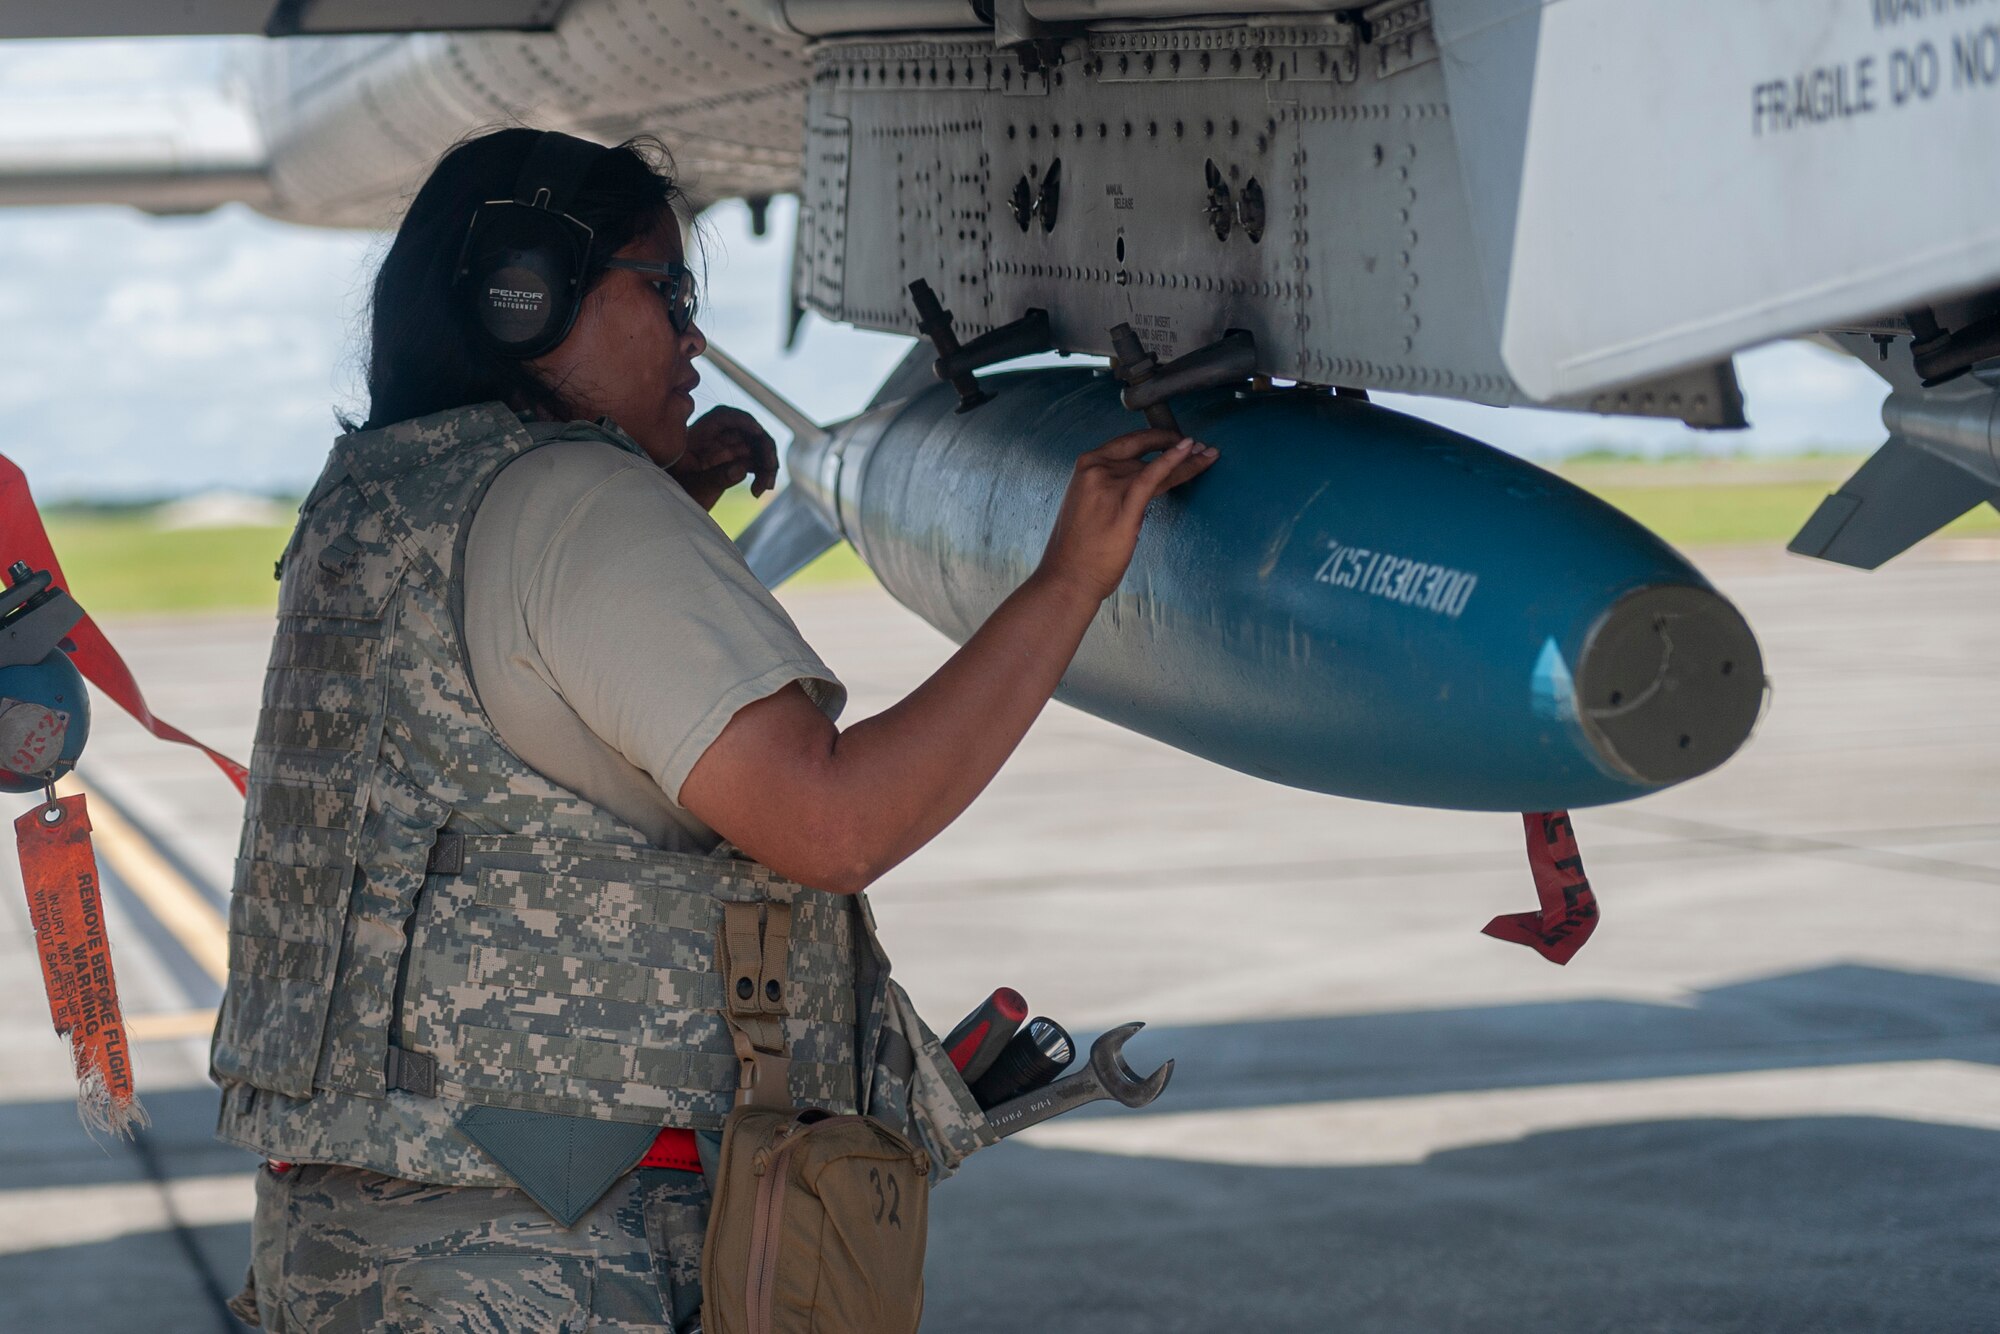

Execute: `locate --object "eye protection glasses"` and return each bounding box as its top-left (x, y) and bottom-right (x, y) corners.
top-left (604, 258), bottom-right (700, 333)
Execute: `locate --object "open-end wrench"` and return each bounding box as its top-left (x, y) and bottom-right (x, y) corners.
top-left (980, 1021), bottom-right (1174, 1139)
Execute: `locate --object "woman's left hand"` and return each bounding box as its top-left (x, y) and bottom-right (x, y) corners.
top-left (670, 406), bottom-right (780, 511)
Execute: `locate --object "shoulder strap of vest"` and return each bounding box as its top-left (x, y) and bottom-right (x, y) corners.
top-left (522, 415), bottom-right (653, 463)
top-left (337, 402), bottom-right (525, 483)
top-left (272, 446), bottom-right (362, 582)
top-left (339, 406), bottom-right (533, 578)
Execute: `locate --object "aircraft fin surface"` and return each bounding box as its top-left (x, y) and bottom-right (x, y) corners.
top-left (1788, 437), bottom-right (1998, 570)
top-left (868, 342), bottom-right (941, 411)
top-left (734, 486), bottom-right (840, 590)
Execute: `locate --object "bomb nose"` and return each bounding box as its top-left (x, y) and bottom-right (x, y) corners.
top-left (1574, 584), bottom-right (1766, 786)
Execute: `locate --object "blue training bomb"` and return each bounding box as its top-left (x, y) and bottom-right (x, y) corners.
top-left (0, 562), bottom-right (90, 794)
top-left (0, 650), bottom-right (89, 793)
top-left (782, 368), bottom-right (1765, 811)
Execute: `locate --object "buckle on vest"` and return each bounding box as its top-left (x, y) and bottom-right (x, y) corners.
top-left (719, 900), bottom-right (794, 1109)
top-left (317, 532), bottom-right (362, 577)
top-left (385, 1044), bottom-right (438, 1098)
top-left (736, 1048), bottom-right (792, 1111)
top-left (426, 832), bottom-right (464, 875)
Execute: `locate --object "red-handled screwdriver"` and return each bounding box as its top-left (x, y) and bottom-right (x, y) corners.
top-left (942, 987), bottom-right (1029, 1084)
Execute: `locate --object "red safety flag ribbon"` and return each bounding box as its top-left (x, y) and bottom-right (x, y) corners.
top-left (1482, 811), bottom-right (1600, 965)
top-left (3, 452), bottom-right (245, 1130)
top-left (16, 793), bottom-right (147, 1134)
top-left (0, 453), bottom-right (247, 794)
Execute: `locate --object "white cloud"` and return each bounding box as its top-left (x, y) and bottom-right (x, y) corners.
top-left (0, 201), bottom-right (375, 500)
top-left (0, 191), bottom-right (911, 502)
top-left (101, 278), bottom-right (186, 326)
top-left (0, 36), bottom-right (243, 91)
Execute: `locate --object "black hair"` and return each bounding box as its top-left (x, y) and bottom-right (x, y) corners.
top-left (348, 127), bottom-right (685, 432)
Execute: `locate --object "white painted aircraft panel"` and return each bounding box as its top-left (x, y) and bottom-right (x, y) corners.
top-left (1499, 0), bottom-right (2000, 399)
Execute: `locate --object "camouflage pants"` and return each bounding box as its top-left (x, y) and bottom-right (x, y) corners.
top-left (237, 1163), bottom-right (711, 1333)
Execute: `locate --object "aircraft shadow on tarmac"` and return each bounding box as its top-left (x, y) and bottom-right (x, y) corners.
top-left (926, 962), bottom-right (2000, 1333)
top-left (1099, 961), bottom-right (2000, 1112)
top-left (929, 1113), bottom-right (2000, 1334)
top-left (0, 962), bottom-right (1994, 1334)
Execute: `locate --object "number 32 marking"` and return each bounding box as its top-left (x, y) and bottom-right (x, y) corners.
top-left (868, 1166), bottom-right (903, 1229)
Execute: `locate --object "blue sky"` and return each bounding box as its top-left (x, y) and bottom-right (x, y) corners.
top-left (0, 36), bottom-right (1893, 503)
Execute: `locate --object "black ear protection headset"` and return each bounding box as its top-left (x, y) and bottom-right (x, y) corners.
top-left (454, 131), bottom-right (611, 359)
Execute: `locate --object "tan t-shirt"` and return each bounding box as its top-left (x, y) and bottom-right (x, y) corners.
top-left (462, 429), bottom-right (845, 852)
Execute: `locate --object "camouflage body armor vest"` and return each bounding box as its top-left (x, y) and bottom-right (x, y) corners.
top-left (211, 404), bottom-right (877, 1194)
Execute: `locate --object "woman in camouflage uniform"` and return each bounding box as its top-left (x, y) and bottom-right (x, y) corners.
top-left (223, 127), bottom-right (1214, 1332)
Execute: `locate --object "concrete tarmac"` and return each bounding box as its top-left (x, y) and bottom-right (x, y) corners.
top-left (2, 541), bottom-right (1997, 1332)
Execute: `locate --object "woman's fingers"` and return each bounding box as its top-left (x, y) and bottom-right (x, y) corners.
top-left (1135, 437), bottom-right (1197, 485)
top-left (1151, 448), bottom-right (1217, 497)
top-left (753, 427), bottom-right (780, 496)
top-left (1085, 434), bottom-right (1218, 479)
top-left (1085, 427), bottom-right (1185, 464)
top-left (1116, 439), bottom-right (1208, 519)
top-left (1132, 438), bottom-right (1217, 494)
top-left (726, 414), bottom-right (779, 496)
top-left (683, 407), bottom-right (779, 494)
top-left (1039, 432), bottom-right (1217, 602)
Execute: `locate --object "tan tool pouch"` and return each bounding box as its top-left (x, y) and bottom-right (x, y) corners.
top-left (703, 900), bottom-right (933, 1334)
top-left (700, 1107), bottom-right (931, 1334)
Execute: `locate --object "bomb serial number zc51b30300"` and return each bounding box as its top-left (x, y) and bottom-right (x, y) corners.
top-left (1312, 540), bottom-right (1479, 619)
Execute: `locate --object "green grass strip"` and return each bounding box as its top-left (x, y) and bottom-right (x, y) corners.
top-left (45, 514), bottom-right (292, 616)
top-left (1586, 480), bottom-right (1998, 549)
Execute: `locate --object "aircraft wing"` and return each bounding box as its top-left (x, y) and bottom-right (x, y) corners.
top-left (0, 2), bottom-right (585, 213)
top-left (0, 2), bottom-right (573, 38)
top-left (0, 0), bottom-right (813, 226)
top-left (0, 92), bottom-right (270, 214)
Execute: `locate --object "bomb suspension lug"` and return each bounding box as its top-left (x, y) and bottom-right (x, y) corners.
top-left (1109, 327), bottom-right (1258, 436)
